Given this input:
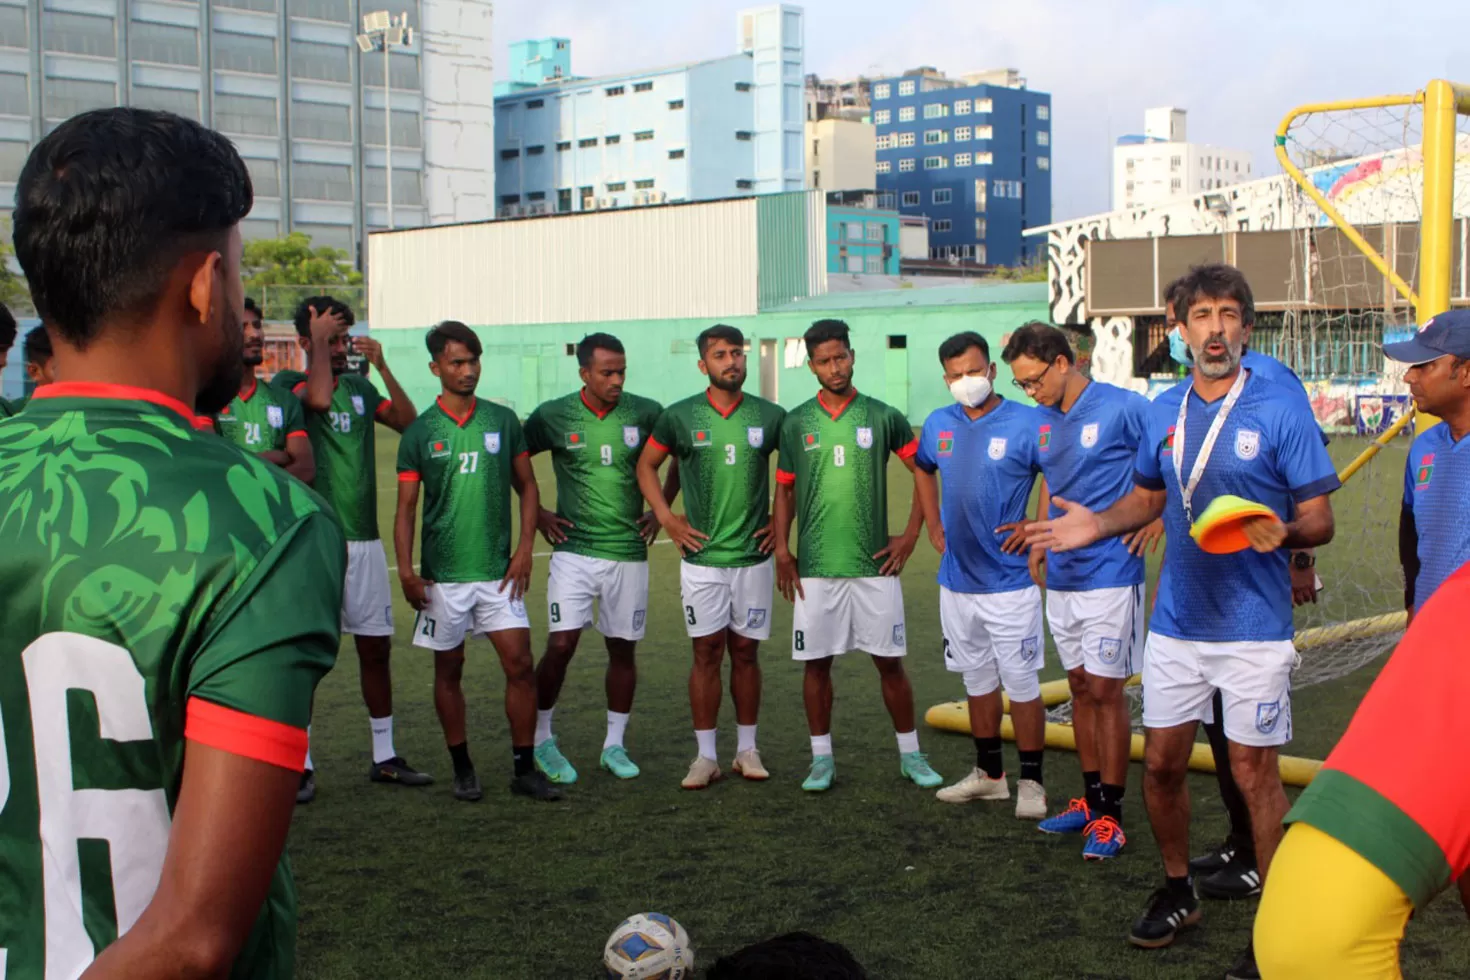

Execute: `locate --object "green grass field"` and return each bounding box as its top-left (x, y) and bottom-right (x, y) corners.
top-left (289, 429), bottom-right (1470, 979)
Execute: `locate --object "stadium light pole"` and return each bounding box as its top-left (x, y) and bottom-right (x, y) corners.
top-left (357, 11), bottom-right (414, 231)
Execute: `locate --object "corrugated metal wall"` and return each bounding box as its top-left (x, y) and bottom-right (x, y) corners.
top-left (756, 190), bottom-right (824, 309)
top-left (368, 198), bottom-right (761, 330)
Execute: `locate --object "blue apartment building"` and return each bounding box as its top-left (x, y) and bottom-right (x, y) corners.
top-left (872, 69), bottom-right (1051, 267)
top-left (493, 5), bottom-right (805, 215)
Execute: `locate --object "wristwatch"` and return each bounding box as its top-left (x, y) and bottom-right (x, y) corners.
top-left (1291, 551), bottom-right (1315, 570)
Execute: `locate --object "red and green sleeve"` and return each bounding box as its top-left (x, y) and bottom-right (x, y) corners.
top-left (1285, 562), bottom-right (1470, 908)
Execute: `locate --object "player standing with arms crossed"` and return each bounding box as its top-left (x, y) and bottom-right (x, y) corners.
top-left (913, 332), bottom-right (1048, 819)
top-left (1001, 322), bottom-right (1151, 859)
top-left (773, 319), bottom-right (941, 793)
top-left (1, 106), bottom-right (344, 978)
top-left (274, 295), bottom-right (425, 796)
top-left (212, 296), bottom-right (315, 485)
top-left (394, 322), bottom-right (562, 803)
top-left (637, 324), bottom-right (785, 789)
top-left (1025, 265), bottom-right (1337, 979)
top-left (526, 333), bottom-right (665, 783)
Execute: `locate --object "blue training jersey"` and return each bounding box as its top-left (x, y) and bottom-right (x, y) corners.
top-left (1402, 423), bottom-right (1470, 612)
top-left (1036, 380), bottom-right (1150, 591)
top-left (916, 399), bottom-right (1041, 595)
top-left (1134, 371), bottom-right (1340, 642)
top-left (1242, 349), bottom-right (1328, 446)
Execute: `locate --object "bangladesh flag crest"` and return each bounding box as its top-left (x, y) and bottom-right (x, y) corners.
top-left (802, 431), bottom-right (822, 452)
top-left (692, 429), bottom-right (712, 448)
top-left (566, 431), bottom-right (586, 449)
top-left (1416, 453), bottom-right (1435, 489)
top-left (1039, 424), bottom-right (1052, 450)
top-left (430, 439), bottom-right (451, 459)
top-left (1163, 425), bottom-right (1177, 455)
top-left (937, 430), bottom-right (955, 456)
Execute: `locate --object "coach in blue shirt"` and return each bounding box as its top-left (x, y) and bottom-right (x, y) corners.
top-left (1386, 308), bottom-right (1470, 622)
top-left (1027, 264), bottom-right (1339, 977)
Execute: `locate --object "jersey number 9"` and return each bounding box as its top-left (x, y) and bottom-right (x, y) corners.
top-left (600, 444), bottom-right (613, 466)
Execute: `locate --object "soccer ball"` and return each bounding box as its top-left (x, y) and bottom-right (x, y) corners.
top-left (603, 913), bottom-right (694, 979)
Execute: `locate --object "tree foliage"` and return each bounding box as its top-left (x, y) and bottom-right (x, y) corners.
top-left (0, 219), bottom-right (33, 315)
top-left (241, 233), bottom-right (364, 321)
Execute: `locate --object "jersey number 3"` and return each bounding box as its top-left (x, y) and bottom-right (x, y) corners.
top-left (2, 633), bottom-right (170, 975)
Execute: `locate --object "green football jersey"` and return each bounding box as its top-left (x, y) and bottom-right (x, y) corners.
top-left (524, 389), bottom-right (663, 562)
top-left (0, 383), bottom-right (345, 980)
top-left (397, 397), bottom-right (529, 582)
top-left (776, 391), bottom-right (918, 579)
top-left (649, 390), bottom-right (785, 568)
top-left (272, 369), bottom-right (389, 541)
top-left (0, 395), bottom-right (26, 419)
top-left (213, 377), bottom-right (307, 456)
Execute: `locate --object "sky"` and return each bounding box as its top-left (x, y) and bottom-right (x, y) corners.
top-left (493, 0), bottom-right (1470, 221)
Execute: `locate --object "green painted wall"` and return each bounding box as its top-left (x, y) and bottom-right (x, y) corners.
top-left (370, 296), bottom-right (1050, 425)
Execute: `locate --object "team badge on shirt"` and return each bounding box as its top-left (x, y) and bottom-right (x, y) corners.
top-left (988, 436), bottom-right (1007, 460)
top-left (693, 429), bottom-right (712, 448)
top-left (1415, 453), bottom-right (1435, 489)
top-left (1256, 700), bottom-right (1282, 734)
top-left (1163, 425), bottom-right (1177, 455)
top-left (1039, 424), bottom-right (1052, 450)
top-left (623, 425), bottom-right (641, 448)
top-left (1080, 422), bottom-right (1099, 448)
top-left (484, 432), bottom-right (501, 454)
top-left (1235, 429), bottom-right (1260, 460)
top-left (351, 395), bottom-right (366, 416)
top-left (430, 440), bottom-right (451, 459)
top-left (856, 426), bottom-right (873, 449)
top-left (937, 431), bottom-right (954, 457)
top-left (266, 405), bottom-right (284, 428)
top-left (747, 426), bottom-right (764, 448)
top-left (802, 432), bottom-right (822, 452)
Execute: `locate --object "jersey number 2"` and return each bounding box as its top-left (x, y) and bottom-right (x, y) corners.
top-left (1, 633), bottom-right (170, 975)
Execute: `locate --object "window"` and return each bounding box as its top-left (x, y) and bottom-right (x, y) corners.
top-left (876, 134), bottom-right (893, 150)
top-left (924, 156), bottom-right (947, 169)
top-left (878, 192), bottom-right (896, 209)
top-left (526, 98), bottom-right (544, 109)
top-left (898, 158), bottom-right (915, 172)
top-left (214, 31), bottom-right (276, 75)
top-left (214, 92), bottom-right (278, 136)
top-left (42, 11), bottom-right (116, 58)
top-left (954, 152), bottom-right (972, 167)
top-left (954, 126), bottom-right (971, 142)
top-left (527, 145), bottom-right (545, 156)
top-left (846, 255), bottom-right (864, 273)
top-left (291, 41), bottom-right (350, 83)
top-left (578, 137), bottom-right (598, 148)
top-left (736, 179), bottom-right (754, 189)
top-left (865, 255), bottom-right (884, 274)
top-left (0, 74), bottom-right (28, 117)
top-left (499, 148), bottom-right (519, 160)
top-left (933, 188), bottom-right (952, 204)
top-left (897, 132), bottom-right (916, 148)
top-left (898, 106), bottom-right (915, 122)
top-left (975, 218), bottom-right (987, 238)
top-left (360, 51), bottom-right (421, 89)
top-left (1037, 104), bottom-right (1049, 120)
top-left (901, 191), bottom-right (919, 207)
top-left (293, 162), bottom-right (352, 202)
top-left (975, 125), bottom-right (993, 140)
top-left (874, 83), bottom-right (891, 99)
top-left (634, 81), bottom-right (653, 93)
top-left (0, 6), bottom-right (28, 49)
top-left (237, 157), bottom-right (278, 197)
top-left (1039, 131), bottom-right (1051, 147)
top-left (954, 99), bottom-right (971, 115)
top-left (735, 130), bottom-right (752, 141)
top-left (734, 81), bottom-right (751, 92)
top-left (606, 86), bottom-right (624, 97)
top-left (1126, 180), bottom-right (1134, 192)
top-left (668, 99), bottom-right (684, 110)
top-left (669, 148), bottom-right (685, 159)
top-left (1170, 177), bottom-right (1181, 191)
top-left (843, 221), bottom-right (863, 241)
top-left (975, 151), bottom-right (993, 165)
top-left (130, 20), bottom-right (199, 66)
top-left (923, 103), bottom-right (948, 119)
top-left (924, 130), bottom-right (947, 145)
top-left (500, 193), bottom-right (521, 205)
top-left (634, 130), bottom-right (654, 141)
top-left (873, 109), bottom-right (890, 125)
top-left (976, 98), bottom-right (993, 113)
top-left (976, 244), bottom-right (987, 264)
top-left (1037, 156), bottom-right (1050, 170)
top-left (876, 160), bottom-right (891, 174)
top-left (898, 80), bottom-right (915, 96)
top-left (556, 140), bottom-right (570, 151)
top-left (866, 223), bottom-right (886, 242)
top-left (607, 181), bottom-right (626, 192)
top-left (933, 219), bottom-right (952, 233)
top-left (290, 100), bottom-right (350, 142)
top-left (528, 191), bottom-right (546, 201)
top-left (131, 85), bottom-right (199, 121)
top-left (634, 179), bottom-right (655, 189)
top-left (362, 108), bottom-right (421, 148)
top-left (294, 0), bottom-right (349, 21)
top-left (364, 166), bottom-right (423, 206)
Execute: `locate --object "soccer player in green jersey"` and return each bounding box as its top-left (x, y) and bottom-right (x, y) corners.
top-left (2, 106), bottom-right (344, 979)
top-left (773, 319), bottom-right (942, 793)
top-left (395, 321), bottom-right (562, 803)
top-left (274, 295), bottom-right (427, 792)
top-left (525, 333), bottom-right (667, 783)
top-left (0, 325), bottom-right (55, 420)
top-left (638, 324), bottom-right (785, 789)
top-left (212, 296), bottom-right (314, 484)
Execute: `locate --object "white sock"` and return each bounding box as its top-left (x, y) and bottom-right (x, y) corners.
top-left (303, 726), bottom-right (314, 772)
top-left (535, 708), bottom-right (555, 746)
top-left (604, 711), bottom-right (630, 750)
top-left (810, 733), bottom-right (833, 758)
top-left (896, 730), bottom-right (920, 754)
top-left (695, 729), bottom-right (718, 762)
top-left (737, 724), bottom-right (758, 754)
top-left (370, 715), bottom-right (395, 764)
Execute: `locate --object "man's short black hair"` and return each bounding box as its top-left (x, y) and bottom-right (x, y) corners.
top-left (292, 295), bottom-right (356, 338)
top-left (426, 320), bottom-right (482, 359)
top-left (244, 296), bottom-right (261, 318)
top-left (804, 319), bottom-right (851, 358)
top-left (1172, 263), bottom-right (1256, 327)
top-left (1161, 276), bottom-right (1187, 322)
top-left (1001, 321), bottom-right (1075, 366)
top-left (24, 325), bottom-right (53, 366)
top-left (0, 302), bottom-right (15, 354)
top-left (938, 331), bottom-right (990, 365)
top-left (706, 932), bottom-right (867, 980)
top-left (13, 107), bottom-right (252, 351)
top-left (576, 332), bottom-right (624, 368)
top-left (697, 323), bottom-right (745, 358)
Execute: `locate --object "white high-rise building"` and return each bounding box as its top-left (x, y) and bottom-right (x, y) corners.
top-left (1112, 107), bottom-right (1252, 210)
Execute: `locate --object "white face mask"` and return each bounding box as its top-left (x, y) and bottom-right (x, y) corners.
top-left (949, 373), bottom-right (993, 408)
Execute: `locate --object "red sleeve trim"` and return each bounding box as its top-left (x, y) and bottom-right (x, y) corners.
top-left (646, 436), bottom-right (671, 454)
top-left (192, 416), bottom-right (215, 431)
top-left (775, 469), bottom-right (796, 485)
top-left (286, 430), bottom-right (308, 439)
top-left (184, 697), bottom-right (307, 772)
top-left (376, 400), bottom-right (393, 419)
top-left (515, 450), bottom-right (530, 459)
top-left (291, 382), bottom-right (307, 396)
top-left (896, 438), bottom-right (919, 460)
top-left (398, 471), bottom-right (421, 482)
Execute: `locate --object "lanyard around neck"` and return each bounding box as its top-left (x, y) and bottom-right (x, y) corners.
top-left (1173, 368), bottom-right (1248, 524)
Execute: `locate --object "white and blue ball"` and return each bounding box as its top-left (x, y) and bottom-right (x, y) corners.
top-left (603, 913), bottom-right (693, 979)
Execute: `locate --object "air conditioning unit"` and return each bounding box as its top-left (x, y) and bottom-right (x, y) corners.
top-left (511, 205), bottom-right (527, 217)
top-left (599, 197), bottom-right (615, 208)
top-left (496, 206), bottom-right (514, 219)
top-left (632, 191), bottom-right (647, 205)
top-left (586, 198), bottom-right (600, 210)
top-left (650, 191), bottom-right (666, 204)
top-left (528, 203), bottom-right (548, 215)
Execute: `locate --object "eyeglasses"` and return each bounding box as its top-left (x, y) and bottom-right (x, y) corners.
top-left (1011, 362), bottom-right (1053, 393)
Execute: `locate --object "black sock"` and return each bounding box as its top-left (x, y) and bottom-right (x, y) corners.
top-left (1098, 782), bottom-right (1126, 822)
top-left (448, 741), bottom-right (473, 777)
top-left (1082, 769), bottom-right (1102, 810)
top-left (1167, 874), bottom-right (1193, 897)
top-left (973, 736), bottom-right (1004, 779)
top-left (512, 745), bottom-right (535, 777)
top-left (1019, 750), bottom-right (1044, 785)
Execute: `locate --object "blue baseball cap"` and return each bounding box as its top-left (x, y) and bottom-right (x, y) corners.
top-left (1383, 308), bottom-right (1470, 365)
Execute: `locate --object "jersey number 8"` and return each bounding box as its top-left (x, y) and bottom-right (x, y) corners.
top-left (833, 445), bottom-right (846, 467)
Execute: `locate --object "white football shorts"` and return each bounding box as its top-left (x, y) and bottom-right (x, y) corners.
top-left (791, 576), bottom-right (906, 660)
top-left (679, 558), bottom-right (774, 641)
top-left (411, 581), bottom-right (531, 652)
top-left (938, 585), bottom-right (1044, 701)
top-left (1141, 633), bottom-right (1297, 747)
top-left (342, 538), bottom-right (394, 637)
top-left (1046, 584), bottom-right (1146, 681)
top-left (546, 552), bottom-right (649, 641)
